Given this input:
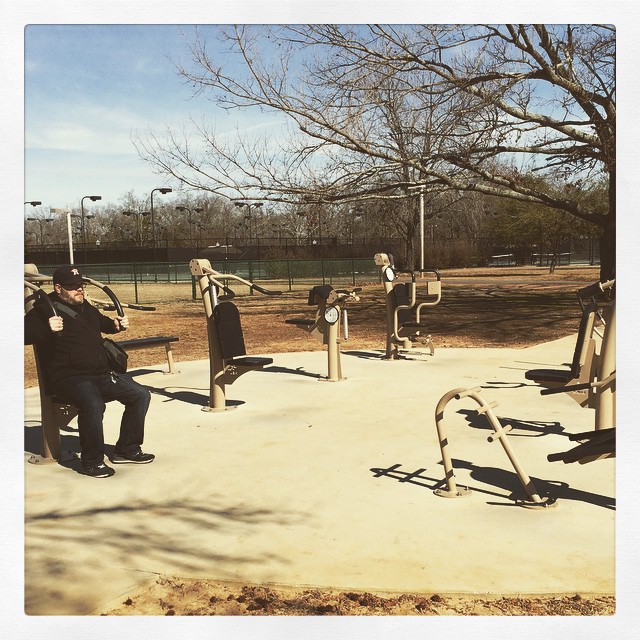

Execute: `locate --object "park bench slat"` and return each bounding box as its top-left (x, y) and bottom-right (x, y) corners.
top-left (116, 335), bottom-right (179, 349)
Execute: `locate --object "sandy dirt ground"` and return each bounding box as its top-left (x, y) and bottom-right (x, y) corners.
top-left (25, 265), bottom-right (615, 616)
top-left (101, 577), bottom-right (615, 616)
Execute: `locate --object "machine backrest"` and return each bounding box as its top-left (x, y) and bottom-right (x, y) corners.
top-left (307, 284), bottom-right (335, 306)
top-left (212, 301), bottom-right (247, 360)
top-left (24, 264), bottom-right (55, 396)
top-left (392, 282), bottom-right (413, 325)
top-left (569, 301), bottom-right (598, 378)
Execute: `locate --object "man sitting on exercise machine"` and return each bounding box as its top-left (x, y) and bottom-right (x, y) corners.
top-left (24, 265), bottom-right (154, 478)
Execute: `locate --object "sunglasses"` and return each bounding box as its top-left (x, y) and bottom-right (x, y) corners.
top-left (60, 283), bottom-right (85, 291)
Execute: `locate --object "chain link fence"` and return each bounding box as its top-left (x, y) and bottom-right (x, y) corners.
top-left (34, 258), bottom-right (381, 305)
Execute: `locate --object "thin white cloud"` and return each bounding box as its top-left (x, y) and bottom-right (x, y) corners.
top-left (27, 101), bottom-right (152, 155)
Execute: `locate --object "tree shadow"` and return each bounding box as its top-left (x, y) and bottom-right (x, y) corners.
top-left (422, 290), bottom-right (584, 346)
top-left (25, 495), bottom-right (305, 615)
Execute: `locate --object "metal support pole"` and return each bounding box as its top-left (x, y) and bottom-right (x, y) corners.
top-left (419, 189), bottom-right (425, 273)
top-left (595, 302), bottom-right (616, 430)
top-left (326, 319), bottom-right (342, 382)
top-left (66, 211), bottom-right (74, 263)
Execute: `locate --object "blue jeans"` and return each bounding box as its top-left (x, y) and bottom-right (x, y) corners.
top-left (53, 372), bottom-right (151, 467)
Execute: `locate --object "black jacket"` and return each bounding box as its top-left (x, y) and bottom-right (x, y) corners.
top-left (24, 293), bottom-right (120, 388)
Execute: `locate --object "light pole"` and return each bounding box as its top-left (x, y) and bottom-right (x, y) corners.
top-left (26, 216), bottom-right (53, 246)
top-left (84, 213), bottom-right (95, 243)
top-left (408, 184), bottom-right (427, 272)
top-left (80, 195), bottom-right (101, 263)
top-left (66, 213), bottom-right (94, 261)
top-left (296, 205), bottom-right (323, 246)
top-left (195, 222), bottom-right (208, 247)
top-left (150, 187), bottom-right (172, 261)
top-left (25, 201), bottom-right (43, 245)
top-left (175, 206), bottom-right (204, 245)
top-left (234, 201), bottom-right (263, 244)
top-left (272, 223), bottom-right (283, 244)
top-left (122, 211), bottom-right (151, 246)
top-left (67, 213), bottom-right (80, 263)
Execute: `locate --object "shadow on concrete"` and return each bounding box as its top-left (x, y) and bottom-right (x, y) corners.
top-left (456, 408), bottom-right (567, 438)
top-left (25, 496), bottom-right (303, 615)
top-left (128, 367), bottom-right (170, 378)
top-left (24, 424), bottom-right (81, 458)
top-left (147, 386), bottom-right (236, 407)
top-left (370, 460), bottom-right (615, 510)
top-left (342, 350), bottom-right (428, 361)
top-left (342, 350), bottom-right (385, 360)
top-left (482, 380), bottom-right (530, 390)
top-left (262, 365), bottom-right (322, 379)
top-left (452, 458), bottom-right (615, 510)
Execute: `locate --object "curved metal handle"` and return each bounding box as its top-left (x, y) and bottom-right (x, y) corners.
top-left (81, 277), bottom-right (124, 315)
top-left (82, 277), bottom-right (127, 331)
top-left (251, 283), bottom-right (282, 296)
top-left (36, 288), bottom-right (58, 317)
top-left (24, 280), bottom-right (58, 317)
top-left (99, 285), bottom-right (125, 317)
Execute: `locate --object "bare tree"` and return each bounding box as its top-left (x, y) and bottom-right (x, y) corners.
top-left (134, 24), bottom-right (615, 278)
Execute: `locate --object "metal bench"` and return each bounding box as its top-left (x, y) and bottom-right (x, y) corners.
top-left (116, 335), bottom-right (180, 374)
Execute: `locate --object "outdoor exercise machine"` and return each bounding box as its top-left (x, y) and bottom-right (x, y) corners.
top-left (285, 284), bottom-right (361, 382)
top-left (432, 386), bottom-right (558, 509)
top-left (525, 278), bottom-right (615, 432)
top-left (429, 278), bottom-right (616, 500)
top-left (24, 263), bottom-right (159, 463)
top-left (374, 252), bottom-right (441, 360)
top-left (547, 423), bottom-right (615, 465)
top-left (189, 258), bottom-right (281, 411)
top-left (527, 278), bottom-right (616, 464)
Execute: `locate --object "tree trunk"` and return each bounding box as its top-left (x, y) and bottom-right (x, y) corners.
top-left (599, 220), bottom-right (615, 281)
top-left (599, 174), bottom-right (616, 282)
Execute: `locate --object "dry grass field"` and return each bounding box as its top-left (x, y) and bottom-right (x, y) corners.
top-left (25, 265), bottom-right (603, 389)
top-left (25, 265), bottom-right (615, 615)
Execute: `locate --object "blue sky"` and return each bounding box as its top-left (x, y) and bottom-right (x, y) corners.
top-left (24, 24), bottom-right (265, 210)
top-left (19, 7), bottom-right (636, 218)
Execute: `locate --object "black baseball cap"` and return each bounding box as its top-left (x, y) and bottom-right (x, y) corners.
top-left (52, 265), bottom-right (84, 286)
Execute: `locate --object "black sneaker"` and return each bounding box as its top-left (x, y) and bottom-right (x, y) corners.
top-left (81, 462), bottom-right (115, 478)
top-left (111, 451), bottom-right (155, 464)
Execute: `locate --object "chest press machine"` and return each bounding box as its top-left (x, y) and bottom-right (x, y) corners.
top-left (285, 284), bottom-right (361, 381)
top-left (189, 258), bottom-right (281, 411)
top-left (374, 253), bottom-right (442, 360)
top-left (25, 265), bottom-right (77, 463)
top-left (24, 263), bottom-right (158, 464)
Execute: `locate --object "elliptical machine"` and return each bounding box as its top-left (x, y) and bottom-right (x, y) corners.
top-left (374, 252), bottom-right (442, 360)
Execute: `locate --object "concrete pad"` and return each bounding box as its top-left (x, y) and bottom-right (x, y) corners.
top-left (24, 336), bottom-right (615, 615)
